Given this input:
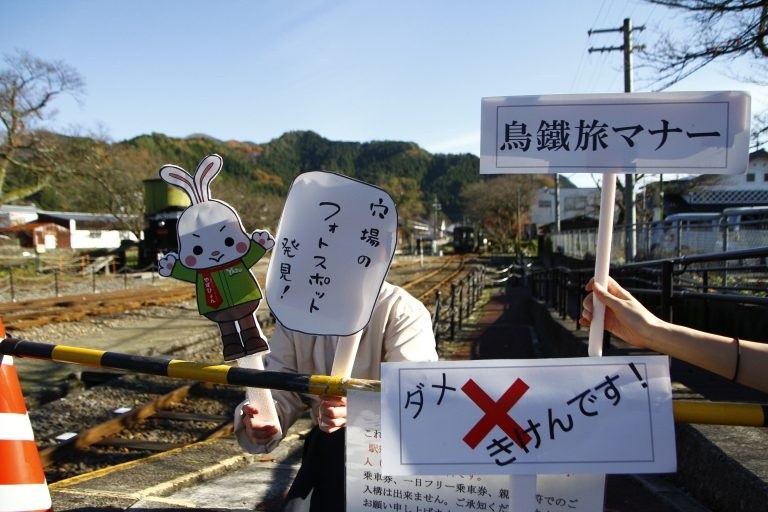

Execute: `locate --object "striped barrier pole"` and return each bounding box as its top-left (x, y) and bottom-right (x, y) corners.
top-left (673, 400), bottom-right (768, 427)
top-left (2, 337), bottom-right (766, 427)
top-left (0, 329), bottom-right (52, 512)
top-left (0, 337), bottom-right (379, 397)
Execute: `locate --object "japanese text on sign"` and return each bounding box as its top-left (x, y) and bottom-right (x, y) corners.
top-left (347, 390), bottom-right (513, 512)
top-left (348, 393), bottom-right (607, 512)
top-left (265, 171), bottom-right (397, 335)
top-left (480, 91), bottom-right (750, 174)
top-left (381, 356), bottom-right (676, 475)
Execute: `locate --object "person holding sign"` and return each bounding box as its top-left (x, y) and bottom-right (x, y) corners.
top-left (234, 280), bottom-right (437, 511)
top-left (580, 276), bottom-right (768, 394)
top-left (235, 171), bottom-right (437, 511)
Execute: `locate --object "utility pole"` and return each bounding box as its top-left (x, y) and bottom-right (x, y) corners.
top-left (589, 18), bottom-right (644, 261)
top-left (432, 195), bottom-right (441, 255)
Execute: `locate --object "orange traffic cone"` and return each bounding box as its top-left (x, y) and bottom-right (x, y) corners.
top-left (0, 320), bottom-right (52, 512)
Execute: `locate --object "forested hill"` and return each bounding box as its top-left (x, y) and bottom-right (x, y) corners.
top-left (25, 129), bottom-right (568, 242)
top-left (121, 130), bottom-right (481, 221)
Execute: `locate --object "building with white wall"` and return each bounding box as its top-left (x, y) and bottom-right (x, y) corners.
top-left (0, 206), bottom-right (137, 251)
top-left (530, 186), bottom-right (602, 232)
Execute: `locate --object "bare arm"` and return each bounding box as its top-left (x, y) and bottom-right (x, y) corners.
top-left (580, 277), bottom-right (768, 394)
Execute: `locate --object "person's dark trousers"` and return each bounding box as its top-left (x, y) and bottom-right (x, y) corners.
top-left (283, 426), bottom-right (346, 511)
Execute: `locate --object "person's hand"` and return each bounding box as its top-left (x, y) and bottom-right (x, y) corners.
top-left (318, 395), bottom-right (347, 433)
top-left (579, 276), bottom-right (661, 349)
top-left (241, 403), bottom-right (281, 444)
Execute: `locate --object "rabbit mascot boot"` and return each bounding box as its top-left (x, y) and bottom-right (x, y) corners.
top-left (157, 154), bottom-right (274, 361)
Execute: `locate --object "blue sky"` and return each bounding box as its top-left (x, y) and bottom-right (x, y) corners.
top-left (2, 0), bottom-right (766, 187)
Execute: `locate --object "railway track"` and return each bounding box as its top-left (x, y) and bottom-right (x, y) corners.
top-left (10, 255), bottom-right (480, 483)
top-left (395, 256), bottom-right (470, 303)
top-left (0, 284), bottom-right (197, 330)
top-left (1, 256), bottom-right (467, 331)
top-left (33, 376), bottom-right (245, 483)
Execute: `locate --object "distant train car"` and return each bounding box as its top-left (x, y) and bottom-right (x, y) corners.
top-left (138, 178), bottom-right (190, 268)
top-left (452, 226), bottom-right (478, 254)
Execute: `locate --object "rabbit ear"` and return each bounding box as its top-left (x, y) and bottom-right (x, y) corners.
top-left (159, 165), bottom-right (203, 203)
top-left (194, 154), bottom-right (223, 202)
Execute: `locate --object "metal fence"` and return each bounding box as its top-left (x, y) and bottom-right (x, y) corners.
top-left (431, 266), bottom-right (485, 345)
top-left (0, 262), bottom-right (161, 302)
top-left (550, 216), bottom-right (768, 262)
top-left (527, 247), bottom-right (768, 343)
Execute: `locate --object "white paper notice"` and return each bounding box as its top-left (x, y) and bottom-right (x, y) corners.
top-left (348, 392), bottom-right (609, 512)
top-left (265, 171), bottom-right (397, 335)
top-left (381, 356), bottom-right (675, 475)
top-left (536, 474), bottom-right (605, 512)
top-left (347, 390), bottom-right (514, 512)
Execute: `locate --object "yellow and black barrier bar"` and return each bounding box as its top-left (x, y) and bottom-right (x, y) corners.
top-left (673, 400), bottom-right (768, 427)
top-left (0, 337), bottom-right (380, 397)
top-left (2, 338), bottom-right (767, 427)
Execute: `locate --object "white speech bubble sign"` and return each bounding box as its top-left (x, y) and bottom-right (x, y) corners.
top-left (265, 171), bottom-right (397, 336)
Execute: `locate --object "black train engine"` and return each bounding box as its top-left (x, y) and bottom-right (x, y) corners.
top-left (138, 178), bottom-right (189, 268)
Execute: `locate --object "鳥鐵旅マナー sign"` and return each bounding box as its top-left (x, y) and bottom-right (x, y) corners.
top-left (480, 91), bottom-right (750, 174)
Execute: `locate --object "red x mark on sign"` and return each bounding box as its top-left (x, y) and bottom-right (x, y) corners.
top-left (462, 378), bottom-right (531, 449)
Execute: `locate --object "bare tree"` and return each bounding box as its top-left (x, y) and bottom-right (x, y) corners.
top-left (643, 1), bottom-right (768, 86)
top-left (642, 1), bottom-right (768, 141)
top-left (0, 50), bottom-right (85, 202)
top-left (460, 175), bottom-right (547, 251)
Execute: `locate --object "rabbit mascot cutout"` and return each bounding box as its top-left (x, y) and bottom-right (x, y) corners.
top-left (157, 154), bottom-right (275, 361)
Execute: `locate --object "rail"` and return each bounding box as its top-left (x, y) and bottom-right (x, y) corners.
top-left (527, 246), bottom-right (768, 343)
top-left (0, 337), bottom-right (380, 396)
top-left (431, 266), bottom-right (485, 345)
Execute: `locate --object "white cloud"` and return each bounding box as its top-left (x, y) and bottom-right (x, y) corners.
top-left (423, 132), bottom-right (480, 155)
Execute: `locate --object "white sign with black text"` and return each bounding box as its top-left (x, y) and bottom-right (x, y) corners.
top-left (480, 91), bottom-right (750, 174)
top-left (381, 356), bottom-right (675, 475)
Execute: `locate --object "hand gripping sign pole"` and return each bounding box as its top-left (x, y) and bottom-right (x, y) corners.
top-left (238, 351), bottom-right (282, 439)
top-left (480, 91), bottom-right (750, 504)
top-left (587, 172), bottom-right (617, 356)
top-left (265, 171), bottom-right (397, 380)
top-left (481, 92), bottom-right (750, 356)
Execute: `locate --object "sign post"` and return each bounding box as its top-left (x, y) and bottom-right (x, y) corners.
top-left (480, 91), bottom-right (751, 357)
top-left (372, 90), bottom-right (757, 508)
top-left (382, 356), bottom-right (676, 475)
top-left (379, 356), bottom-right (676, 511)
top-left (588, 173), bottom-right (617, 356)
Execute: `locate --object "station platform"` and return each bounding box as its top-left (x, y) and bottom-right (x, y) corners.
top-left (46, 284), bottom-right (767, 511)
top-left (49, 417), bottom-right (312, 511)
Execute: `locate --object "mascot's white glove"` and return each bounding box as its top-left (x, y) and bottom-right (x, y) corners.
top-left (157, 252), bottom-right (178, 277)
top-left (252, 230), bottom-right (275, 251)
